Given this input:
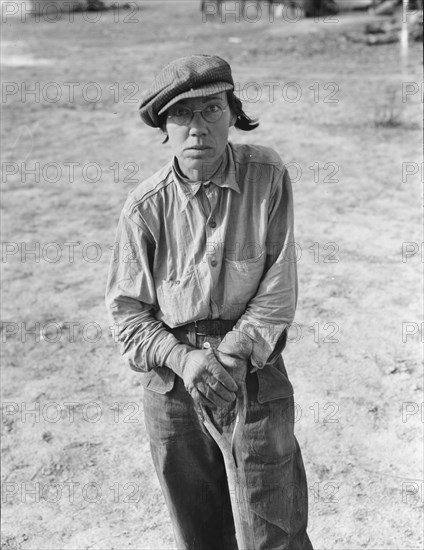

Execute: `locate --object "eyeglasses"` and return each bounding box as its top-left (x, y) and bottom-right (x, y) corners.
top-left (167, 103), bottom-right (228, 126)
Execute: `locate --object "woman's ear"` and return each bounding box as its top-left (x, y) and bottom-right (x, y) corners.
top-left (230, 113), bottom-right (237, 127)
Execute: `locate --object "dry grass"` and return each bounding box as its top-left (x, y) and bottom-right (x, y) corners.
top-left (1, 3), bottom-right (423, 549)
top-left (373, 86), bottom-right (404, 128)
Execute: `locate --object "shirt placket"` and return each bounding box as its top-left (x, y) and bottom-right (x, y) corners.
top-left (203, 183), bottom-right (222, 318)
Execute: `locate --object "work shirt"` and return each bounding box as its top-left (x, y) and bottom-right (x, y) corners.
top-left (105, 142), bottom-right (298, 400)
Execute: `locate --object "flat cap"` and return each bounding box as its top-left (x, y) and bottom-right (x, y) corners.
top-left (138, 54), bottom-right (234, 128)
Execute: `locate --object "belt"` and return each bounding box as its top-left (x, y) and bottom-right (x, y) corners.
top-left (170, 319), bottom-right (237, 338)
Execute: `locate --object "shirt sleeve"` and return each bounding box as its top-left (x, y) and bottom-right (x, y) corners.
top-left (105, 208), bottom-right (182, 372)
top-left (232, 164), bottom-right (298, 368)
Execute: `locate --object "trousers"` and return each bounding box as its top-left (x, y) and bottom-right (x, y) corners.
top-left (142, 333), bottom-right (313, 550)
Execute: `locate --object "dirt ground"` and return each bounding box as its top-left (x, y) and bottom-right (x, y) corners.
top-left (1, 1), bottom-right (423, 549)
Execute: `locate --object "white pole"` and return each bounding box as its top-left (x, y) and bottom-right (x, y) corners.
top-left (401, 0), bottom-right (409, 75)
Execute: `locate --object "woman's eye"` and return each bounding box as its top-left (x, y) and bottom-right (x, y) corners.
top-left (205, 104), bottom-right (220, 114)
top-left (172, 107), bottom-right (189, 117)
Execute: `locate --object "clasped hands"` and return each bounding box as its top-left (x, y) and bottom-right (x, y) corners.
top-left (175, 333), bottom-right (252, 408)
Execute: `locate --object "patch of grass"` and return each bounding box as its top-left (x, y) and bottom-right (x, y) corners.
top-left (373, 86), bottom-right (404, 128)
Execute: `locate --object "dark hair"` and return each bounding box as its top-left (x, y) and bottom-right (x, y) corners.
top-left (227, 91), bottom-right (259, 132)
top-left (159, 90), bottom-right (259, 144)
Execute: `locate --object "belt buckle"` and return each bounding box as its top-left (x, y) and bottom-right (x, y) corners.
top-left (193, 320), bottom-right (207, 337)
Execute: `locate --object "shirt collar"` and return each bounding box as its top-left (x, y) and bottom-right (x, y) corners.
top-left (210, 144), bottom-right (240, 194)
top-left (172, 144), bottom-right (240, 211)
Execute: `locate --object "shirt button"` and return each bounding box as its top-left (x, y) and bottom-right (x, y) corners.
top-left (257, 362), bottom-right (263, 368)
top-left (209, 219), bottom-right (217, 228)
top-left (210, 260), bottom-right (217, 267)
top-left (203, 342), bottom-right (211, 349)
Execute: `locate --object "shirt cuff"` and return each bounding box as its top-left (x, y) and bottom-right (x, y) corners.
top-left (250, 349), bottom-right (269, 369)
top-left (233, 320), bottom-right (287, 369)
top-left (217, 329), bottom-right (253, 360)
top-left (217, 329), bottom-right (268, 369)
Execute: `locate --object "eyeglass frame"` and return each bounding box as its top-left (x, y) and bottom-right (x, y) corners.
top-left (166, 103), bottom-right (229, 126)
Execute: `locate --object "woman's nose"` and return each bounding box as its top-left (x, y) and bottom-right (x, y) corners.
top-left (188, 111), bottom-right (208, 136)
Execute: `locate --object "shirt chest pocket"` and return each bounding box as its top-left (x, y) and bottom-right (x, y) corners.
top-left (223, 253), bottom-right (265, 317)
top-left (156, 269), bottom-right (204, 326)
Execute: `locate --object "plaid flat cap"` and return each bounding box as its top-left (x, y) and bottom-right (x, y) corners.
top-left (139, 54), bottom-right (234, 128)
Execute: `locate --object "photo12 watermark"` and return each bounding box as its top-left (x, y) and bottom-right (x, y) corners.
top-left (200, 0), bottom-right (340, 24)
top-left (401, 322), bottom-right (424, 343)
top-left (401, 402), bottom-right (424, 423)
top-left (401, 82), bottom-right (424, 103)
top-left (401, 480), bottom-right (424, 504)
top-left (1, 1), bottom-right (140, 24)
top-left (2, 81), bottom-right (141, 105)
top-left (233, 81), bottom-right (340, 104)
top-left (401, 162), bottom-right (423, 183)
top-left (401, 242), bottom-right (424, 262)
top-left (2, 400), bottom-right (144, 425)
top-left (1, 161), bottom-right (141, 184)
top-left (2, 481), bottom-right (142, 504)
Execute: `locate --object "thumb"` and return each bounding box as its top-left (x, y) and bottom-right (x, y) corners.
top-left (215, 350), bottom-right (245, 369)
